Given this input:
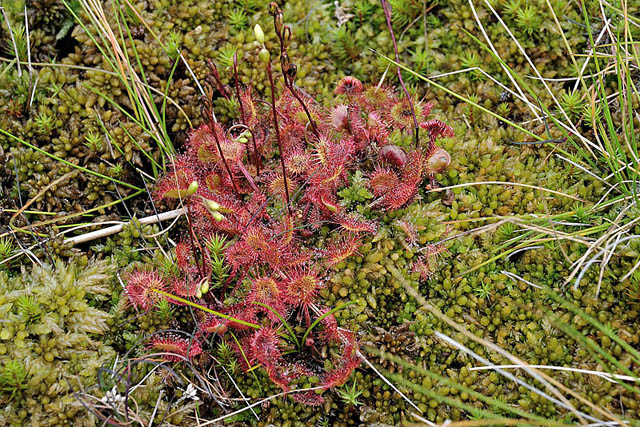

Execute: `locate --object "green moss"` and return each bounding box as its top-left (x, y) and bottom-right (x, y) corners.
top-left (0, 259), bottom-right (116, 426)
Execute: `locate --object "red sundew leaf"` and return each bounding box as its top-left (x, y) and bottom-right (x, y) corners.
top-left (330, 104), bottom-right (350, 131)
top-left (248, 276), bottom-right (286, 322)
top-left (369, 166), bottom-right (400, 197)
top-left (411, 256), bottom-right (434, 282)
top-left (320, 330), bottom-right (360, 389)
top-left (148, 334), bottom-right (202, 362)
top-left (249, 327), bottom-right (284, 368)
top-left (175, 241), bottom-right (194, 274)
top-left (323, 233), bottom-right (362, 267)
top-left (189, 191), bottom-right (245, 236)
top-left (401, 149), bottom-right (427, 186)
top-left (275, 89), bottom-right (304, 119)
top-left (305, 186), bottom-right (341, 215)
top-left (282, 268), bottom-right (323, 323)
top-left (334, 213), bottom-right (377, 234)
top-left (239, 86), bottom-right (257, 126)
top-left (317, 309), bottom-right (340, 343)
top-left (285, 148), bottom-right (312, 176)
top-left (421, 101), bottom-right (435, 119)
top-left (328, 137), bottom-right (357, 163)
top-left (420, 119), bottom-right (455, 142)
top-left (365, 111), bottom-right (391, 145)
top-left (291, 391), bottom-right (324, 406)
top-left (170, 278), bottom-right (200, 300)
top-left (395, 219), bottom-right (419, 247)
top-left (198, 315), bottom-right (228, 335)
top-left (346, 106), bottom-right (368, 148)
top-left (232, 225), bottom-right (273, 264)
top-left (356, 84), bottom-right (396, 114)
top-left (225, 303), bottom-right (258, 332)
top-left (204, 171), bottom-right (225, 193)
top-left (268, 173), bottom-right (298, 204)
top-left (175, 240), bottom-right (211, 278)
top-left (309, 133), bottom-right (332, 166)
top-left (380, 182), bottom-right (418, 210)
top-left (425, 147), bottom-right (451, 174)
top-left (272, 214), bottom-right (297, 247)
top-left (278, 245), bottom-right (314, 270)
top-left (379, 144), bottom-right (407, 168)
top-left (278, 122), bottom-right (306, 156)
top-left (335, 76), bottom-right (364, 95)
top-left (389, 98), bottom-right (419, 130)
top-left (313, 162), bottom-right (347, 190)
top-left (189, 122), bottom-right (246, 165)
top-left (124, 270), bottom-right (166, 310)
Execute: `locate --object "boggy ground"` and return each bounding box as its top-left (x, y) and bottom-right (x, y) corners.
top-left (0, 0), bottom-right (639, 425)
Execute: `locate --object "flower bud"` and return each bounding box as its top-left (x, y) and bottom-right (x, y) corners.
top-left (212, 211), bottom-right (225, 222)
top-left (163, 180), bottom-right (199, 199)
top-left (186, 180), bottom-right (198, 196)
top-left (200, 280), bottom-right (209, 295)
top-left (253, 24), bottom-right (265, 44)
top-left (258, 48), bottom-right (270, 63)
top-left (203, 198), bottom-right (221, 214)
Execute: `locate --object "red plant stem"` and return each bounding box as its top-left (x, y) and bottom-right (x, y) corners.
top-left (270, 12), bottom-right (320, 139)
top-left (233, 52), bottom-right (261, 175)
top-left (186, 197), bottom-right (205, 277)
top-left (266, 61), bottom-right (292, 216)
top-left (209, 120), bottom-right (240, 196)
top-left (380, 0), bottom-right (420, 148)
top-left (233, 53), bottom-right (246, 122)
top-left (284, 78), bottom-right (320, 139)
top-left (206, 59), bottom-right (229, 100)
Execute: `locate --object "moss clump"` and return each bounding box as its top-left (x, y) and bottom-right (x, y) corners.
top-left (0, 259), bottom-right (115, 426)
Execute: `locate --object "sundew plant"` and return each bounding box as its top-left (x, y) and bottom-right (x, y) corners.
top-left (123, 3), bottom-right (453, 407)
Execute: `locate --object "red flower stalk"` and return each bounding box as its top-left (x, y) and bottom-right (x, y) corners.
top-left (266, 60), bottom-right (292, 216)
top-left (380, 0), bottom-right (420, 147)
top-left (270, 3), bottom-right (320, 138)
